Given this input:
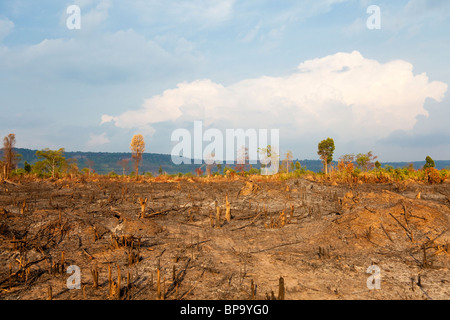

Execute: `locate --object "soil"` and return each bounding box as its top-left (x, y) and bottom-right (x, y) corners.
top-left (0, 176), bottom-right (449, 300)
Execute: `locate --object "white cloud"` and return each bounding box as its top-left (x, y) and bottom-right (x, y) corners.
top-left (0, 18), bottom-right (14, 42)
top-left (100, 115), bottom-right (116, 124)
top-left (82, 0), bottom-right (112, 31)
top-left (103, 51), bottom-right (448, 145)
top-left (87, 132), bottom-right (110, 148)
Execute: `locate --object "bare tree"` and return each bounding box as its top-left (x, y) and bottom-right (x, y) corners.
top-left (85, 159), bottom-right (94, 177)
top-left (130, 134), bottom-right (145, 178)
top-left (2, 134), bottom-right (18, 179)
top-left (0, 162), bottom-right (5, 179)
top-left (117, 158), bottom-right (130, 176)
top-left (205, 152), bottom-right (215, 177)
top-left (356, 151), bottom-right (377, 172)
top-left (66, 158), bottom-right (79, 178)
top-left (258, 145), bottom-right (279, 175)
top-left (282, 150), bottom-right (293, 174)
top-left (235, 146), bottom-right (249, 172)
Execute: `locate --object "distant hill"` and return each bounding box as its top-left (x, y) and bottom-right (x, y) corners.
top-left (379, 161), bottom-right (450, 171)
top-left (13, 148), bottom-right (197, 175)
top-left (6, 148), bottom-right (450, 175)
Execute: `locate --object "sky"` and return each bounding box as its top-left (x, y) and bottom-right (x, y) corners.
top-left (1, 0), bottom-right (450, 162)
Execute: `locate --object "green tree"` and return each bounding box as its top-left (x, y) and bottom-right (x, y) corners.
top-left (375, 160), bottom-right (381, 169)
top-left (423, 156), bottom-right (435, 169)
top-left (317, 138), bottom-right (335, 174)
top-left (355, 151), bottom-right (377, 172)
top-left (35, 148), bottom-right (66, 178)
top-left (24, 161), bottom-right (32, 173)
top-left (158, 165), bottom-right (163, 175)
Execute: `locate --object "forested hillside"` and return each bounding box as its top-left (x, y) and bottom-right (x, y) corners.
top-left (10, 148), bottom-right (450, 175)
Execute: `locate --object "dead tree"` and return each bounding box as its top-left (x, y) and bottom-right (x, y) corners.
top-left (2, 134), bottom-right (18, 179)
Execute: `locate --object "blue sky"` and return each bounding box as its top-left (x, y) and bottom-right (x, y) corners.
top-left (1, 0), bottom-right (449, 162)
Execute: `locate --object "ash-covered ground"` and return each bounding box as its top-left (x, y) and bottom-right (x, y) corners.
top-left (1, 176), bottom-right (449, 300)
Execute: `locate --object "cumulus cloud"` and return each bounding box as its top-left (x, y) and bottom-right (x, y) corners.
top-left (102, 51), bottom-right (448, 144)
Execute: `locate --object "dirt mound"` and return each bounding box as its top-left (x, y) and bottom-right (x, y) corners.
top-left (111, 217), bottom-right (162, 238)
top-left (318, 189), bottom-right (450, 257)
top-left (237, 180), bottom-right (261, 197)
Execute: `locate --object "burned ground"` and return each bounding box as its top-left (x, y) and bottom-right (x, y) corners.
top-left (0, 176), bottom-right (449, 300)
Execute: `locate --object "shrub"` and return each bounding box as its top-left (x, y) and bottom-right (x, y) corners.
top-left (223, 167), bottom-right (235, 175)
top-left (11, 168), bottom-right (27, 177)
top-left (108, 171), bottom-right (118, 177)
top-left (293, 169), bottom-right (306, 178)
top-left (393, 168), bottom-right (409, 181)
top-left (424, 167), bottom-right (442, 184)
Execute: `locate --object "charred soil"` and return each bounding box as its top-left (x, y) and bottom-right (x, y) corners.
top-left (0, 176), bottom-right (449, 300)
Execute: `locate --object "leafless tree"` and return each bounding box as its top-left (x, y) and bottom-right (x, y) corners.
top-left (85, 159), bottom-right (95, 177)
top-left (205, 152), bottom-right (215, 177)
top-left (117, 158), bottom-right (130, 176)
top-left (282, 150), bottom-right (293, 174)
top-left (2, 134), bottom-right (18, 179)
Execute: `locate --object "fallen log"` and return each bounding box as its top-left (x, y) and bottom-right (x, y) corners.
top-left (2, 180), bottom-right (19, 186)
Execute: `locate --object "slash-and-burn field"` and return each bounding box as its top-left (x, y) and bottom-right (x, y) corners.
top-left (0, 176), bottom-right (449, 300)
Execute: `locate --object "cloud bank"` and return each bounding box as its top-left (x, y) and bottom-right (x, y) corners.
top-left (102, 51), bottom-right (447, 145)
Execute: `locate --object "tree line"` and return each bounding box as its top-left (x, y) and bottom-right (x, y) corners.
top-left (0, 133), bottom-right (447, 181)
